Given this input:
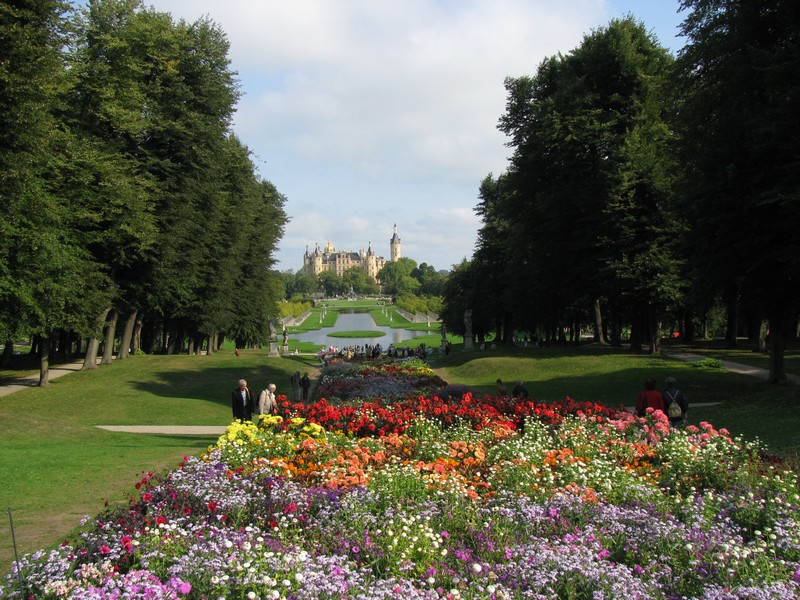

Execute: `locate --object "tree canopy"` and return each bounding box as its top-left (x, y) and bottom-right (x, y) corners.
top-left (0, 0), bottom-right (287, 378)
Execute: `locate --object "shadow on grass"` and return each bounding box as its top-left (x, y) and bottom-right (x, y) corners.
top-left (126, 355), bottom-right (321, 416)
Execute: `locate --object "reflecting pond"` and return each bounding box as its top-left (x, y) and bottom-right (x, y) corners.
top-left (290, 310), bottom-right (436, 348)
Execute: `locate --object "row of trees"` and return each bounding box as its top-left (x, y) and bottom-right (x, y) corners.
top-left (441, 0), bottom-right (800, 382)
top-left (1, 0), bottom-right (287, 383)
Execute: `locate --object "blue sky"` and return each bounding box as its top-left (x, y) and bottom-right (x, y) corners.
top-left (129, 0), bottom-right (688, 273)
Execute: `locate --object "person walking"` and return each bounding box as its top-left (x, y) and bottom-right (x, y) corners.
top-left (290, 370), bottom-right (301, 402)
top-left (300, 373), bottom-right (311, 401)
top-left (231, 379), bottom-right (253, 421)
top-left (496, 378), bottom-right (508, 396)
top-left (663, 376), bottom-right (689, 427)
top-left (258, 383), bottom-right (277, 416)
top-left (635, 377), bottom-right (665, 417)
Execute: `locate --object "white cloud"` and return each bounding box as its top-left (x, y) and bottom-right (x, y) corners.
top-left (143, 0), bottom-right (683, 271)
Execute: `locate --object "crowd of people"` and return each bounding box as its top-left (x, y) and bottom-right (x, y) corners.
top-left (233, 346), bottom-right (690, 428)
top-left (316, 342), bottom-right (437, 362)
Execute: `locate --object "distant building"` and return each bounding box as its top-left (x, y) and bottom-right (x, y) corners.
top-left (302, 224), bottom-right (402, 282)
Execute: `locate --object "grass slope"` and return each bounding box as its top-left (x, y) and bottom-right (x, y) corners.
top-left (0, 349), bottom-right (318, 571)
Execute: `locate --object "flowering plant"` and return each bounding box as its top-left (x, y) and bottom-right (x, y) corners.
top-left (3, 360), bottom-right (799, 599)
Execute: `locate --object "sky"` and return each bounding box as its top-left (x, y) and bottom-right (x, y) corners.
top-left (135, 0), bottom-right (688, 273)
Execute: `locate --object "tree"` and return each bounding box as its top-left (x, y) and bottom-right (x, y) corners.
top-left (675, 0), bottom-right (800, 381)
top-left (377, 258), bottom-right (419, 296)
top-left (317, 271), bottom-right (348, 297)
top-left (0, 0), bottom-right (111, 384)
top-left (440, 259), bottom-right (491, 342)
top-left (497, 18), bottom-right (681, 351)
top-left (342, 267), bottom-right (380, 295)
top-left (64, 0), bottom-right (162, 365)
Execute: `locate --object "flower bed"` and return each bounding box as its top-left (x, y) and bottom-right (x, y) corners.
top-left (3, 359), bottom-right (800, 599)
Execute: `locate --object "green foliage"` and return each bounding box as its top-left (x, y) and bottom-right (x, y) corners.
top-left (691, 357), bottom-right (723, 369)
top-left (377, 258), bottom-right (420, 296)
top-left (279, 300), bottom-right (312, 319)
top-left (674, 0), bottom-right (800, 379)
top-left (395, 294), bottom-right (442, 316)
top-left (452, 17), bottom-right (682, 349)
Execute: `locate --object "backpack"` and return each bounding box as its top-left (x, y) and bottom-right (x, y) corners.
top-left (665, 390), bottom-right (682, 419)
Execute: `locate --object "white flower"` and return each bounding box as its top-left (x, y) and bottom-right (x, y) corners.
top-left (472, 563), bottom-right (483, 573)
top-left (247, 592), bottom-right (257, 600)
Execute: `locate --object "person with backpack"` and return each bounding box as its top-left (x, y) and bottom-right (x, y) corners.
top-left (663, 376), bottom-right (689, 427)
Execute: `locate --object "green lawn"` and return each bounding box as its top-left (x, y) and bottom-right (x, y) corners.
top-left (2, 340), bottom-right (799, 574)
top-left (432, 343), bottom-right (800, 455)
top-left (0, 349), bottom-right (318, 572)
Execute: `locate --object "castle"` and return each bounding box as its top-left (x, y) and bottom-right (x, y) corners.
top-left (303, 225), bottom-right (402, 282)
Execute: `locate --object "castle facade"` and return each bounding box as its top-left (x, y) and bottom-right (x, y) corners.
top-left (303, 225), bottom-right (402, 282)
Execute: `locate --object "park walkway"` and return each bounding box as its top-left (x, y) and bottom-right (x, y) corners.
top-left (0, 360), bottom-right (86, 398)
top-left (662, 350), bottom-right (800, 385)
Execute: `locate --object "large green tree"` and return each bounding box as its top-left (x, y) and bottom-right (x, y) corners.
top-left (497, 17), bottom-right (681, 351)
top-left (0, 0), bottom-right (110, 382)
top-left (377, 258), bottom-right (419, 296)
top-left (675, 0), bottom-right (800, 381)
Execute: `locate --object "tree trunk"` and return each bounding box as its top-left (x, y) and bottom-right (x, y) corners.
top-left (648, 307), bottom-right (661, 355)
top-left (682, 312), bottom-right (695, 342)
top-left (756, 319), bottom-right (769, 353)
top-left (593, 299), bottom-right (607, 344)
top-left (187, 336), bottom-right (196, 356)
top-left (101, 309), bottom-right (118, 365)
top-left (629, 306), bottom-right (643, 352)
top-left (768, 311), bottom-right (790, 383)
top-left (118, 310), bottom-right (138, 360)
top-left (38, 333), bottom-right (51, 387)
top-left (206, 334), bottom-right (214, 355)
top-left (83, 308), bottom-right (111, 370)
top-left (2, 338), bottom-right (13, 367)
top-left (132, 319), bottom-right (143, 354)
top-left (503, 314), bottom-right (514, 345)
top-left (725, 290), bottom-right (739, 348)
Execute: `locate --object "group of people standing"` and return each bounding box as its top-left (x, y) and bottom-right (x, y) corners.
top-left (232, 371), bottom-right (312, 421)
top-left (635, 376), bottom-right (689, 426)
top-left (230, 379), bottom-right (278, 422)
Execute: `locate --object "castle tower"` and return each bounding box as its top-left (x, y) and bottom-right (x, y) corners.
top-left (390, 224), bottom-right (401, 262)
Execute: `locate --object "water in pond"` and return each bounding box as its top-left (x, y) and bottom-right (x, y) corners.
top-left (291, 310), bottom-right (435, 349)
